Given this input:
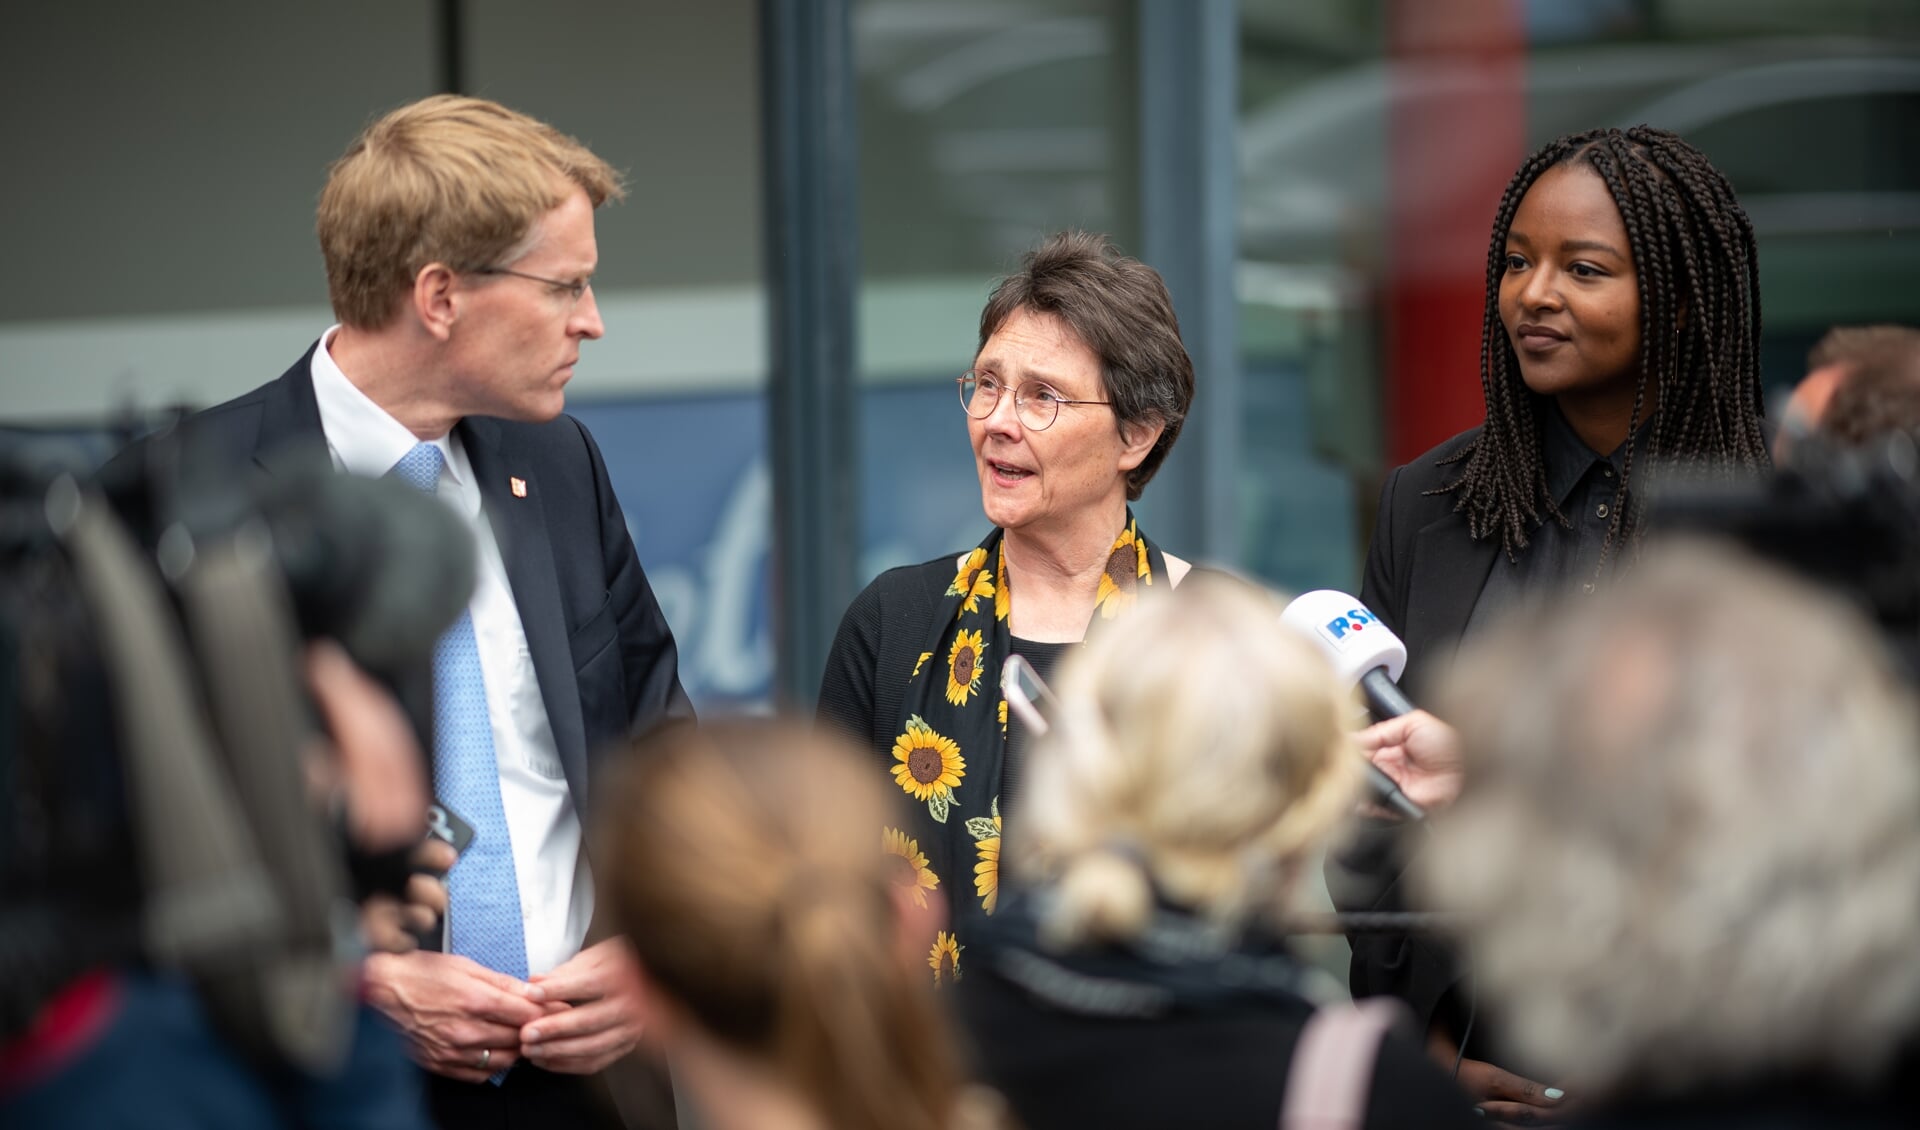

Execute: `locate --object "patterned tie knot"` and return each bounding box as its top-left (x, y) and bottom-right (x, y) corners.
top-left (390, 442), bottom-right (446, 494)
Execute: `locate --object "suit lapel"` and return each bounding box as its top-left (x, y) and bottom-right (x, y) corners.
top-left (251, 345), bottom-right (330, 478)
top-left (1405, 510), bottom-right (1499, 682)
top-left (458, 417), bottom-right (591, 816)
top-left (249, 354), bottom-right (592, 810)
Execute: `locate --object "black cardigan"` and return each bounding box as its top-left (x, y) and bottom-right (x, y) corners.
top-left (816, 554), bottom-right (955, 758)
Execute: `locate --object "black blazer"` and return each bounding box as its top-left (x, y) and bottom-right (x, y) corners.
top-left (1359, 427), bottom-right (1497, 702)
top-left (121, 345), bottom-right (693, 815)
top-left (1336, 427), bottom-right (1495, 1038)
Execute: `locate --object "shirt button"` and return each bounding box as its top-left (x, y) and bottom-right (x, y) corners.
top-left (1602, 467), bottom-right (1614, 478)
top-left (1582, 582), bottom-right (1596, 594)
top-left (1596, 503), bottom-right (1610, 518)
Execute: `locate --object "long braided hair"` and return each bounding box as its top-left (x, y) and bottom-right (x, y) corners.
top-left (1437, 125), bottom-right (1770, 567)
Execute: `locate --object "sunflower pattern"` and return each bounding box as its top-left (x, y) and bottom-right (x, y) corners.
top-left (890, 715), bottom-right (965, 822)
top-left (1093, 519), bottom-right (1153, 620)
top-left (948, 547), bottom-right (996, 615)
top-left (883, 826), bottom-right (941, 909)
top-left (929, 931), bottom-right (963, 984)
top-left (880, 518), bottom-right (1161, 983)
top-left (967, 797), bottom-right (1002, 915)
top-left (994, 540), bottom-right (1011, 621)
top-left (945, 629), bottom-right (986, 706)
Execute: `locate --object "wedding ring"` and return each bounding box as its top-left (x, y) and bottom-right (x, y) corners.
top-left (479, 1048), bottom-right (492, 1069)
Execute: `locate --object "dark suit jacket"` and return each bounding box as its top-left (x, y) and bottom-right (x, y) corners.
top-left (1358, 426), bottom-right (1496, 703)
top-left (1334, 427), bottom-right (1495, 1041)
top-left (125, 345), bottom-right (693, 816)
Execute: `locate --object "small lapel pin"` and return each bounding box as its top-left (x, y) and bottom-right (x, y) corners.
top-left (510, 476), bottom-right (528, 498)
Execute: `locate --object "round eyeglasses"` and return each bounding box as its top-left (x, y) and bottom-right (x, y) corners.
top-left (957, 370), bottom-right (1110, 432)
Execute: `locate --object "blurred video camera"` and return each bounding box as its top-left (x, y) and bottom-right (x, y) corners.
top-left (1646, 431), bottom-right (1920, 674)
top-left (0, 425), bottom-right (473, 1072)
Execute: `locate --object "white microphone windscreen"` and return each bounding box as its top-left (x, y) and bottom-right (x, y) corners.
top-left (1279, 589), bottom-right (1407, 687)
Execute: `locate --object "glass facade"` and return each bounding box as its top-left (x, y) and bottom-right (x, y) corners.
top-left (851, 0), bottom-right (1140, 583)
top-left (1239, 0), bottom-right (1920, 591)
top-left (4, 0), bottom-right (1917, 707)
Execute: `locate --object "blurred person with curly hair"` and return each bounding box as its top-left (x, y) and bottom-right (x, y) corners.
top-left (1419, 541), bottom-right (1920, 1128)
top-left (1775, 324), bottom-right (1920, 462)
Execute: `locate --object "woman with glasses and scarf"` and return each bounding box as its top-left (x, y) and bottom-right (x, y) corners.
top-left (817, 230), bottom-right (1197, 982)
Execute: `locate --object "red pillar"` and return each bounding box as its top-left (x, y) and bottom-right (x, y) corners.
top-left (1384, 0), bottom-right (1527, 465)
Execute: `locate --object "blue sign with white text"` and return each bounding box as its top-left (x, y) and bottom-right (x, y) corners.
top-left (571, 383), bottom-right (980, 710)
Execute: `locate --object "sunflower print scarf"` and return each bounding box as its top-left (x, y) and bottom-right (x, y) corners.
top-left (884, 512), bottom-right (1167, 981)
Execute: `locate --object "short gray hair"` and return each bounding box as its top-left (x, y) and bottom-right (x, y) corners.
top-left (977, 231), bottom-right (1195, 502)
top-left (1420, 541), bottom-right (1920, 1099)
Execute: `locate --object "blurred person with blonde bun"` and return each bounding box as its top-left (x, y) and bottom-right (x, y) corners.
top-left (1419, 541), bottom-right (1920, 1128)
top-left (956, 577), bottom-right (1479, 1130)
top-left (596, 720), bottom-right (1006, 1130)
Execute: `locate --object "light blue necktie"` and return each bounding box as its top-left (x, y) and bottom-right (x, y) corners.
top-left (390, 443), bottom-right (527, 1083)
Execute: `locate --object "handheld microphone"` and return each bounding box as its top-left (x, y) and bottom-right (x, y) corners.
top-left (1280, 590), bottom-right (1425, 821)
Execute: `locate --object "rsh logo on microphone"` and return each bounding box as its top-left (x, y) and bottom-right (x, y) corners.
top-left (1316, 607), bottom-right (1378, 650)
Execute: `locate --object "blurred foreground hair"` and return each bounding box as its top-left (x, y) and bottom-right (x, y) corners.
top-left (1017, 575), bottom-right (1363, 947)
top-left (1422, 541), bottom-right (1920, 1098)
top-left (599, 719), bottom-right (980, 1130)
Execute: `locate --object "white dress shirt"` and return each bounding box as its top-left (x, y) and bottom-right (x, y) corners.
top-left (309, 327), bottom-right (592, 975)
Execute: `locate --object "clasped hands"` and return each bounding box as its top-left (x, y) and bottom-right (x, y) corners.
top-left (364, 937), bottom-right (647, 1084)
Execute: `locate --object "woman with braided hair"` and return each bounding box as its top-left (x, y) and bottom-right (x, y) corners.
top-left (1334, 125), bottom-right (1770, 1122)
top-left (1373, 124), bottom-right (1767, 694)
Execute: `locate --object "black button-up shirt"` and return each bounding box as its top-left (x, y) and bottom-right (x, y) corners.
top-left (1467, 406), bottom-right (1633, 634)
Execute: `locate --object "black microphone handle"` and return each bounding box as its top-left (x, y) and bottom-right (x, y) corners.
top-left (1357, 666), bottom-right (1426, 821)
top-left (1360, 666), bottom-right (1417, 720)
top-left (1366, 763), bottom-right (1426, 823)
